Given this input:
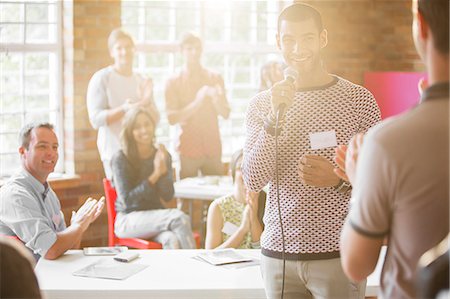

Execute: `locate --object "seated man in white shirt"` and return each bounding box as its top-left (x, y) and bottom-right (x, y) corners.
top-left (0, 122), bottom-right (104, 260)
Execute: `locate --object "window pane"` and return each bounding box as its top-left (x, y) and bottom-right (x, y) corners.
top-left (230, 2), bottom-right (252, 42)
top-left (145, 7), bottom-right (170, 27)
top-left (0, 114), bottom-right (21, 134)
top-left (1, 24), bottom-right (24, 43)
top-left (26, 24), bottom-right (55, 43)
top-left (146, 25), bottom-right (171, 41)
top-left (0, 154), bottom-right (20, 178)
top-left (25, 111), bottom-right (50, 124)
top-left (26, 95), bottom-right (49, 110)
top-left (0, 3), bottom-right (23, 22)
top-left (0, 133), bottom-right (18, 154)
top-left (25, 74), bottom-right (49, 94)
top-left (26, 53), bottom-right (49, 70)
top-left (0, 94), bottom-right (22, 114)
top-left (26, 3), bottom-right (49, 23)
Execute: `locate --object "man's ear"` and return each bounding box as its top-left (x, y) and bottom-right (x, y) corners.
top-left (417, 9), bottom-right (429, 41)
top-left (18, 146), bottom-right (25, 157)
top-left (320, 29), bottom-right (328, 49)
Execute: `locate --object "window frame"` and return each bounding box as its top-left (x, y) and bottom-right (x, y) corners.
top-left (0, 0), bottom-right (64, 178)
top-left (122, 1), bottom-right (286, 164)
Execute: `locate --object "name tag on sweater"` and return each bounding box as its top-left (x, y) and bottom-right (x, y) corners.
top-left (309, 130), bottom-right (337, 150)
top-left (222, 222), bottom-right (239, 236)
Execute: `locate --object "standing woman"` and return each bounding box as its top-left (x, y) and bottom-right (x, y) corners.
top-left (87, 28), bottom-right (159, 179)
top-left (111, 107), bottom-right (195, 249)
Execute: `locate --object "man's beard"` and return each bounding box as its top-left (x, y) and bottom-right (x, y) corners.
top-left (297, 54), bottom-right (322, 76)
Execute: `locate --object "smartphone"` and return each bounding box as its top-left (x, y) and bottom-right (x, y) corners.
top-left (83, 246), bottom-right (128, 256)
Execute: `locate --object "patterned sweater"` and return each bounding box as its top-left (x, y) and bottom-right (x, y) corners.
top-left (242, 76), bottom-right (381, 260)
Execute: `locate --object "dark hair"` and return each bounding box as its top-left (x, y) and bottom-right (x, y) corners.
top-left (230, 149), bottom-right (243, 183)
top-left (278, 3), bottom-right (324, 34)
top-left (418, 0), bottom-right (449, 54)
top-left (179, 31), bottom-right (202, 48)
top-left (256, 191), bottom-right (267, 228)
top-left (19, 122), bottom-right (54, 149)
top-left (229, 149), bottom-right (267, 227)
top-left (120, 107), bottom-right (156, 169)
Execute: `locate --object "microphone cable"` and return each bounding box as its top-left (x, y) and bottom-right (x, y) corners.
top-left (275, 108), bottom-right (286, 299)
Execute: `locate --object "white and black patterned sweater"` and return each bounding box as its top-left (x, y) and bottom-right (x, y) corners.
top-left (243, 76), bottom-right (381, 260)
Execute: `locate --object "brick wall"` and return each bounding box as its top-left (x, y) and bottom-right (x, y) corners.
top-left (60, 0), bottom-right (121, 247)
top-left (297, 0), bottom-right (424, 84)
top-left (59, 0), bottom-right (423, 247)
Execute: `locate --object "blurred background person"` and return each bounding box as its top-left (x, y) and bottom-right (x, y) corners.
top-left (259, 60), bottom-right (284, 92)
top-left (111, 107), bottom-right (195, 249)
top-left (165, 31), bottom-right (230, 180)
top-left (87, 28), bottom-right (159, 179)
top-left (205, 149), bottom-right (266, 249)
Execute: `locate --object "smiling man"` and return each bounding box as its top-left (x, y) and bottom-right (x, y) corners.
top-left (0, 122), bottom-right (104, 261)
top-left (242, 3), bottom-right (380, 298)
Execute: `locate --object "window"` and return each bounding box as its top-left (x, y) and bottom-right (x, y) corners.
top-left (121, 1), bottom-right (285, 164)
top-left (0, 0), bottom-right (62, 178)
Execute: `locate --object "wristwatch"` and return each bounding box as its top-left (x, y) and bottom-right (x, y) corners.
top-left (333, 178), bottom-right (352, 194)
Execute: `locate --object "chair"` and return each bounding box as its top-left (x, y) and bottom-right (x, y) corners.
top-left (103, 178), bottom-right (163, 249)
top-left (103, 178), bottom-right (201, 249)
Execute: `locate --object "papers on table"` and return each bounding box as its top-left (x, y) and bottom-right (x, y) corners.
top-left (194, 248), bottom-right (254, 266)
top-left (73, 258), bottom-right (148, 280)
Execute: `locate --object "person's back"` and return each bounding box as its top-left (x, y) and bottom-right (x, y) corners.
top-left (349, 88), bottom-right (449, 297)
top-left (339, 1), bottom-right (449, 296)
top-left (0, 237), bottom-right (41, 299)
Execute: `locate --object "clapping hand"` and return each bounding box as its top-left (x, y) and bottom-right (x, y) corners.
top-left (343, 133), bottom-right (365, 185)
top-left (153, 144), bottom-right (168, 176)
top-left (333, 144), bottom-right (349, 182)
top-left (70, 197), bottom-right (105, 232)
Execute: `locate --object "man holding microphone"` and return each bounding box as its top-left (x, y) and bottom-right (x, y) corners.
top-left (242, 3), bottom-right (380, 298)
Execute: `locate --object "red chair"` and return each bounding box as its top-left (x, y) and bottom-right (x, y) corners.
top-left (103, 178), bottom-right (201, 249)
top-left (103, 178), bottom-right (163, 249)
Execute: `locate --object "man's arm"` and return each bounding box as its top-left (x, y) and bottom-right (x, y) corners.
top-left (242, 94), bottom-right (280, 192)
top-left (86, 69), bottom-right (129, 128)
top-left (45, 198), bottom-right (104, 260)
top-left (340, 221), bottom-right (384, 282)
top-left (44, 224), bottom-right (84, 260)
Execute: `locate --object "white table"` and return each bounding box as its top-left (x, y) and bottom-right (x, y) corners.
top-left (35, 248), bottom-right (386, 299)
top-left (174, 176), bottom-right (234, 243)
top-left (174, 176), bottom-right (234, 201)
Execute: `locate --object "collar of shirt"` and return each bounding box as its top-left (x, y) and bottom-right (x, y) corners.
top-left (20, 168), bottom-right (48, 200)
top-left (421, 81), bottom-right (449, 102)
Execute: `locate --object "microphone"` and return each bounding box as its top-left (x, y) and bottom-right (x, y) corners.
top-left (277, 67), bottom-right (299, 120)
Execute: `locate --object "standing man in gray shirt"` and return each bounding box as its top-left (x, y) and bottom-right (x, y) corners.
top-left (339, 0), bottom-right (449, 298)
top-left (0, 122), bottom-right (104, 260)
